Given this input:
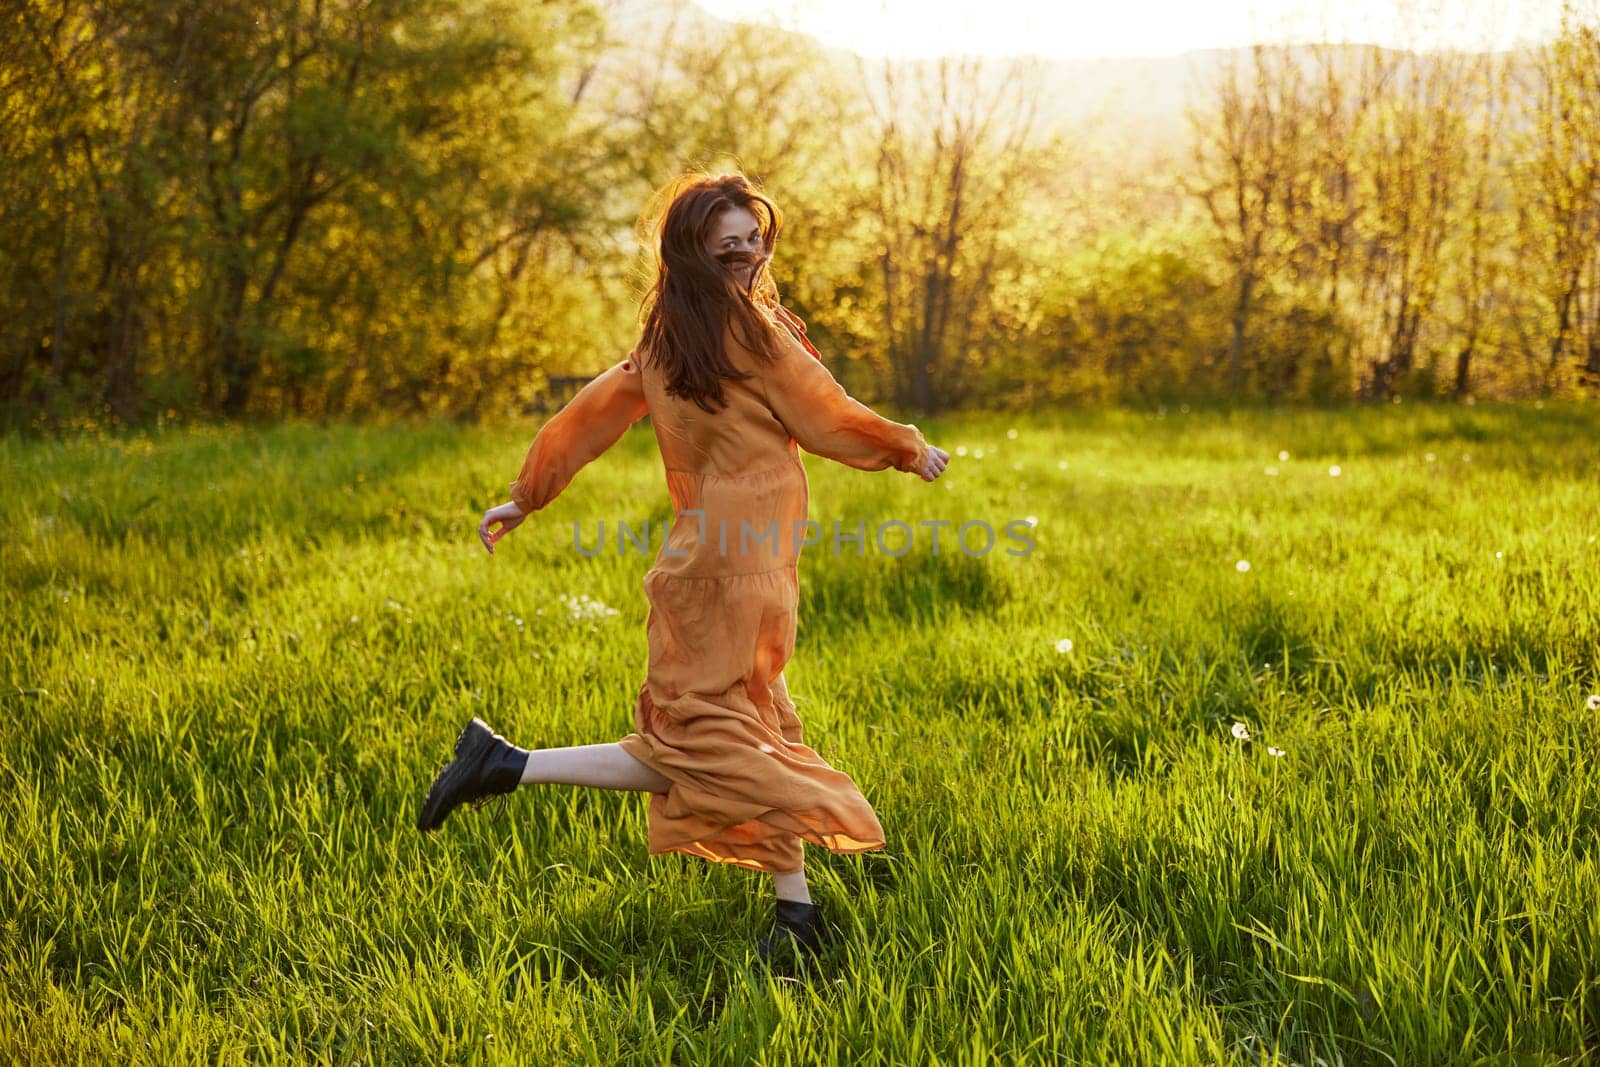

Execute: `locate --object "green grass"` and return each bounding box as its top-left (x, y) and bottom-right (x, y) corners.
top-left (3, 403), bottom-right (1599, 1064)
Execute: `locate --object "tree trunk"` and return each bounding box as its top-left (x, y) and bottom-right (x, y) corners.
top-left (218, 262), bottom-right (256, 417)
top-left (1229, 271), bottom-right (1254, 394)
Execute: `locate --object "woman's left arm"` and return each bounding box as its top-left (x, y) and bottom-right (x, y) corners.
top-left (507, 353), bottom-right (648, 515)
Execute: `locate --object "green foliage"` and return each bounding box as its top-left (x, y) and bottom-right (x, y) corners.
top-left (1036, 225), bottom-right (1227, 404)
top-left (4, 3), bottom-right (1600, 427)
top-left (3, 408), bottom-right (1600, 1061)
top-left (1, 0), bottom-right (613, 427)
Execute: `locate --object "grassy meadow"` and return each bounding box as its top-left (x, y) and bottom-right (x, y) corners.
top-left (3, 404), bottom-right (1599, 1064)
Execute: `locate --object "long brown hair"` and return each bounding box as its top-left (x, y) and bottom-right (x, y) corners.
top-left (635, 173), bottom-right (789, 413)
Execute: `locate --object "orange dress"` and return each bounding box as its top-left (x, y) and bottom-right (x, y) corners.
top-left (508, 305), bottom-right (930, 874)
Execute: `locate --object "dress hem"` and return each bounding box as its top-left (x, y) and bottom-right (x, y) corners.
top-left (646, 837), bottom-right (888, 876)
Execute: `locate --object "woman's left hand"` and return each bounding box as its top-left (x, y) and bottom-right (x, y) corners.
top-left (479, 501), bottom-right (528, 554)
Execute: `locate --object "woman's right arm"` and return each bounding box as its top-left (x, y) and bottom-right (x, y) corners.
top-left (751, 321), bottom-right (932, 476)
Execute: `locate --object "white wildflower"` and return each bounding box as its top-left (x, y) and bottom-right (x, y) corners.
top-left (1267, 746), bottom-right (1286, 757)
top-left (1586, 694), bottom-right (1600, 711)
top-left (1006, 428), bottom-right (1019, 440)
top-left (1236, 560), bottom-right (1251, 573)
top-left (1278, 450), bottom-right (1290, 462)
top-left (1328, 465), bottom-right (1342, 477)
top-left (1230, 722), bottom-right (1251, 741)
top-left (560, 593), bottom-right (619, 621)
top-left (1055, 638), bottom-right (1073, 654)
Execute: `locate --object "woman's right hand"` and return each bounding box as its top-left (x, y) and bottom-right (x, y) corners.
top-left (918, 446), bottom-right (951, 482)
top-left (479, 501), bottom-right (528, 554)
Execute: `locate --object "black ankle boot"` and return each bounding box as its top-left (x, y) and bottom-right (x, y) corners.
top-left (417, 717), bottom-right (530, 832)
top-left (756, 898), bottom-right (826, 963)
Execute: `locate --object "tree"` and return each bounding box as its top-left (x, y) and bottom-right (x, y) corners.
top-left (1185, 43), bottom-right (1316, 398)
top-left (1518, 4), bottom-right (1600, 393)
top-left (861, 53), bottom-right (1051, 413)
top-left (0, 0), bottom-right (613, 425)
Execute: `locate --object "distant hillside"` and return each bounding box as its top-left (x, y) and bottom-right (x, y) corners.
top-left (588, 0), bottom-right (1538, 165)
top-left (590, 0), bottom-right (1209, 145)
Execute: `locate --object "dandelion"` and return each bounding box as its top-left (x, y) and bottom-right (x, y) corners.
top-left (1264, 466), bottom-right (1278, 477)
top-left (1328, 465), bottom-right (1342, 477)
top-left (1425, 452), bottom-right (1436, 463)
top-left (1230, 722), bottom-right (1251, 741)
top-left (560, 593), bottom-right (619, 622)
top-left (1055, 638), bottom-right (1073, 654)
top-left (973, 448), bottom-right (985, 459)
top-left (1278, 450), bottom-right (1290, 462)
top-left (1267, 746), bottom-right (1286, 758)
top-left (1024, 515), bottom-right (1038, 526)
top-left (1006, 428), bottom-right (1019, 440)
top-left (1236, 560), bottom-right (1251, 573)
top-left (1586, 694), bottom-right (1600, 711)
top-left (955, 445), bottom-right (969, 457)
top-left (1495, 551), bottom-right (1503, 559)
top-left (1057, 460), bottom-right (1069, 470)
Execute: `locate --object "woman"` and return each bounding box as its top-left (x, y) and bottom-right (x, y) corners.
top-left (417, 172), bottom-right (951, 963)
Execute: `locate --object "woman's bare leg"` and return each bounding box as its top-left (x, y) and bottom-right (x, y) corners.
top-left (520, 743), bottom-right (672, 793)
top-left (771, 865), bottom-right (812, 904)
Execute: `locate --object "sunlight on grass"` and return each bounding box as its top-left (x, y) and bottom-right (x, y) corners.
top-left (2, 404), bottom-right (1598, 1063)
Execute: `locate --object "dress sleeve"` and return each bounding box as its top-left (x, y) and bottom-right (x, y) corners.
top-left (508, 353), bottom-right (648, 514)
top-left (753, 308), bottom-right (929, 475)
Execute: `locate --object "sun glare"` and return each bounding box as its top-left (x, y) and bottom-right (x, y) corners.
top-left (692, 0), bottom-right (1572, 59)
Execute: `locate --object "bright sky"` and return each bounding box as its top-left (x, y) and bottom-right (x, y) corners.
top-left (692, 0), bottom-right (1577, 59)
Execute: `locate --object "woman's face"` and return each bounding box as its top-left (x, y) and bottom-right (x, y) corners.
top-left (705, 205), bottom-right (765, 289)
